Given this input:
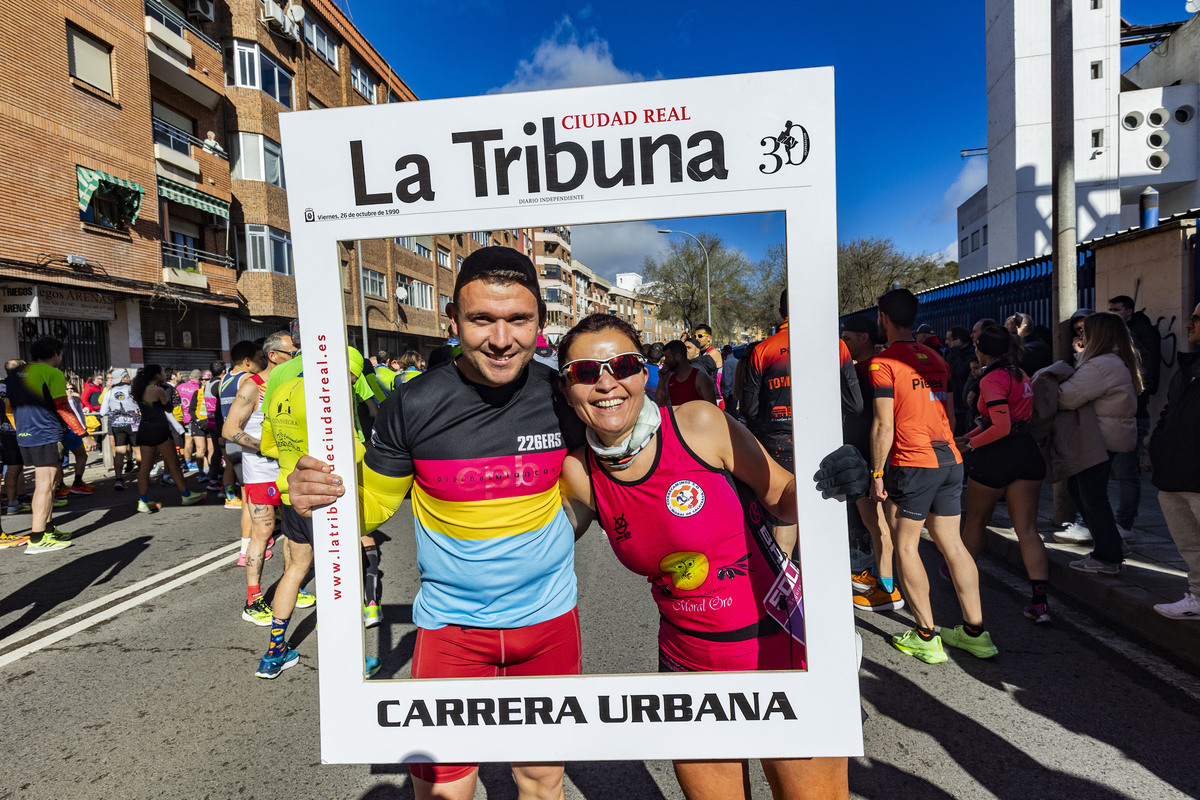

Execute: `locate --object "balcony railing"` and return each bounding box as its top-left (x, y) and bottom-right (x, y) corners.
top-left (145, 0), bottom-right (220, 51)
top-left (162, 241), bottom-right (232, 272)
top-left (153, 118), bottom-right (228, 161)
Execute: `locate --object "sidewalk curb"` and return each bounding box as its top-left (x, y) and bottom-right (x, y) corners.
top-left (983, 526), bottom-right (1200, 672)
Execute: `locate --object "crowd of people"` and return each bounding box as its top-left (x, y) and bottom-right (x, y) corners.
top-left (5, 242), bottom-right (1200, 799)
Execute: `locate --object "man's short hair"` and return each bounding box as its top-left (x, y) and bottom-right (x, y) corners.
top-left (230, 339), bottom-right (261, 365)
top-left (376, 349), bottom-right (390, 364)
top-left (1109, 295), bottom-right (1135, 311)
top-left (721, 344), bottom-right (733, 355)
top-left (664, 340), bottom-right (687, 359)
top-left (209, 360), bottom-right (226, 377)
top-left (646, 342), bottom-right (665, 362)
top-left (30, 338), bottom-right (63, 362)
top-left (948, 326), bottom-right (970, 344)
top-left (262, 330), bottom-right (291, 358)
top-left (694, 324), bottom-right (712, 337)
top-left (453, 246), bottom-right (541, 304)
top-left (877, 288), bottom-right (918, 329)
top-left (189, 369), bottom-right (202, 380)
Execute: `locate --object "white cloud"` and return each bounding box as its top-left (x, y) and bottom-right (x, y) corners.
top-left (571, 221), bottom-right (669, 281)
top-left (493, 16), bottom-right (647, 93)
top-left (936, 157), bottom-right (987, 222)
top-left (941, 240), bottom-right (959, 266)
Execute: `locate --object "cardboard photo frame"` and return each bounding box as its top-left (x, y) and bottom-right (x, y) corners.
top-left (278, 67), bottom-right (862, 764)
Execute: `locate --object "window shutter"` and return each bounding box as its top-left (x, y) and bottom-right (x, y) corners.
top-left (67, 26), bottom-right (112, 94)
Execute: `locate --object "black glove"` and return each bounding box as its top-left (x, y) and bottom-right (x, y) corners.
top-left (812, 445), bottom-right (869, 501)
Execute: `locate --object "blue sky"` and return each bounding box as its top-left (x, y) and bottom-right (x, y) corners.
top-left (338, 0), bottom-right (1191, 280)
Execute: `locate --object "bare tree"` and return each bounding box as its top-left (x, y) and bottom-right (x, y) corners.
top-left (641, 233), bottom-right (753, 337)
top-left (837, 237), bottom-right (955, 314)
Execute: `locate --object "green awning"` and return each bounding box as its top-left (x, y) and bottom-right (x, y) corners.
top-left (77, 166), bottom-right (145, 223)
top-left (156, 177), bottom-right (230, 219)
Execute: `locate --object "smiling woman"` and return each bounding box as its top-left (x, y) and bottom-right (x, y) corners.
top-left (556, 313), bottom-right (848, 800)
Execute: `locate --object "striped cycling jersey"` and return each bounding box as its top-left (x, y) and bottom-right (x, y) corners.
top-left (364, 359), bottom-right (585, 630)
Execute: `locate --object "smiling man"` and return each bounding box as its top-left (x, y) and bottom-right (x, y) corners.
top-left (288, 246), bottom-right (585, 800)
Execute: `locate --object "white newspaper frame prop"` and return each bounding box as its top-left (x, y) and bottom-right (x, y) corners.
top-left (279, 67), bottom-right (861, 765)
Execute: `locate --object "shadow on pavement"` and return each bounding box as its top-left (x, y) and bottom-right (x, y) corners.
top-left (360, 761), bottom-right (669, 799)
top-left (0, 536), bottom-right (152, 639)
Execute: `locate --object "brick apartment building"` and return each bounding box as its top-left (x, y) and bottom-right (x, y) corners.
top-left (0, 0), bottom-right (531, 376)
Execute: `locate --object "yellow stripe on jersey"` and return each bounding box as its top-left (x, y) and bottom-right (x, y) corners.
top-left (411, 482), bottom-right (563, 540)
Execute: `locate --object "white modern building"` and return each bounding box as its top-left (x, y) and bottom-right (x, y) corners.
top-left (959, 1), bottom-right (1199, 277)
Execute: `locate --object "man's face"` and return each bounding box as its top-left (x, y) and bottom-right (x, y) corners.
top-left (1004, 315), bottom-right (1020, 334)
top-left (693, 330), bottom-right (711, 350)
top-left (447, 280), bottom-right (541, 388)
top-left (971, 321), bottom-right (985, 343)
top-left (267, 335), bottom-right (296, 368)
top-left (684, 341), bottom-right (700, 360)
top-left (841, 330), bottom-right (872, 361)
top-left (1108, 302), bottom-right (1133, 322)
top-left (244, 350), bottom-right (267, 374)
top-left (1187, 304), bottom-right (1200, 347)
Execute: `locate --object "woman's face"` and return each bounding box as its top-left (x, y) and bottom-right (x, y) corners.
top-left (561, 329), bottom-right (647, 446)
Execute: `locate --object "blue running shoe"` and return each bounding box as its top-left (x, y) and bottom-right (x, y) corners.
top-left (255, 644), bottom-right (299, 679)
top-left (365, 657), bottom-right (381, 678)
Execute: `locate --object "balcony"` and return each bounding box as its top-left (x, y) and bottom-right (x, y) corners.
top-left (537, 228), bottom-right (572, 249)
top-left (145, 0), bottom-right (223, 109)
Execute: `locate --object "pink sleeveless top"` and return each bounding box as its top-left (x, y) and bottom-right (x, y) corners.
top-left (588, 406), bottom-right (803, 672)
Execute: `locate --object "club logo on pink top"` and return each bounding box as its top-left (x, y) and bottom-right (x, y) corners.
top-left (666, 479), bottom-right (705, 517)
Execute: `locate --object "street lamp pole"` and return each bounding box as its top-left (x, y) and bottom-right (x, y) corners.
top-left (658, 229), bottom-right (710, 330)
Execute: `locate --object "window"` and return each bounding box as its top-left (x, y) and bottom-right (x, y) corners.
top-left (387, 88), bottom-right (402, 103)
top-left (67, 24), bottom-right (112, 94)
top-left (1091, 0), bottom-right (1102, 9)
top-left (362, 268), bottom-right (385, 298)
top-left (229, 133), bottom-right (286, 188)
top-left (982, 225), bottom-right (988, 246)
top-left (414, 242), bottom-right (432, 259)
top-left (303, 19), bottom-right (338, 69)
top-left (543, 266), bottom-right (561, 280)
top-left (439, 294), bottom-right (452, 314)
top-left (1090, 61), bottom-right (1103, 80)
top-left (395, 236), bottom-right (414, 250)
top-left (238, 224), bottom-right (293, 275)
top-left (152, 102), bottom-right (195, 157)
top-left (437, 246), bottom-right (451, 268)
top-left (226, 40), bottom-right (292, 108)
top-left (960, 238), bottom-right (969, 258)
top-left (472, 231), bottom-right (491, 246)
top-left (456, 255), bottom-right (464, 270)
top-left (971, 230), bottom-right (980, 251)
top-left (397, 275), bottom-right (434, 311)
top-left (1091, 128), bottom-right (1104, 149)
top-left (80, 188), bottom-right (124, 229)
top-left (308, 95), bottom-right (326, 110)
top-left (351, 62), bottom-right (378, 102)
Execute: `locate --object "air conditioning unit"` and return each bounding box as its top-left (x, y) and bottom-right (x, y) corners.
top-left (188, 0), bottom-right (215, 22)
top-left (283, 18), bottom-right (302, 42)
top-left (261, 0), bottom-right (287, 30)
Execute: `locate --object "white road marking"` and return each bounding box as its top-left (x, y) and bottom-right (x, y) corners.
top-left (0, 541), bottom-right (240, 668)
top-left (977, 558), bottom-right (1200, 704)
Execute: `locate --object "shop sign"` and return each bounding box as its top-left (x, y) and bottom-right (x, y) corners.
top-left (0, 285), bottom-right (115, 321)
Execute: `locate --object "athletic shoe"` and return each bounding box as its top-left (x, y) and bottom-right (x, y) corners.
top-left (137, 500), bottom-right (161, 514)
top-left (0, 532), bottom-right (30, 548)
top-left (295, 588), bottom-right (316, 608)
top-left (206, 480), bottom-right (222, 492)
top-left (891, 628), bottom-right (947, 664)
top-left (16, 503), bottom-right (31, 513)
top-left (25, 531), bottom-right (72, 554)
top-left (851, 569), bottom-right (877, 593)
top-left (149, 466), bottom-right (163, 478)
top-left (224, 496), bottom-right (242, 510)
top-left (242, 596), bottom-right (273, 626)
top-left (1116, 523), bottom-right (1136, 542)
top-left (54, 487), bottom-right (70, 499)
top-left (5, 503), bottom-right (20, 514)
top-left (365, 656), bottom-right (381, 678)
top-left (162, 475), bottom-right (175, 487)
top-left (255, 644), bottom-right (299, 679)
top-left (1153, 593), bottom-right (1200, 620)
top-left (113, 479), bottom-right (125, 491)
top-left (852, 585), bottom-right (904, 612)
top-left (49, 526), bottom-right (73, 541)
top-left (69, 483), bottom-right (95, 495)
top-left (940, 625), bottom-right (999, 659)
top-left (179, 489), bottom-right (206, 506)
top-left (363, 602), bottom-right (381, 628)
top-left (1068, 555), bottom-right (1120, 575)
top-left (1023, 603), bottom-right (1052, 624)
top-left (52, 497), bottom-right (68, 508)
top-left (184, 461), bottom-right (199, 475)
top-left (1054, 522), bottom-right (1093, 545)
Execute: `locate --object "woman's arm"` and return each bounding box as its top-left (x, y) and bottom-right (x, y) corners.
top-left (559, 450), bottom-right (597, 539)
top-left (965, 375), bottom-right (1013, 448)
top-left (1057, 359), bottom-right (1108, 410)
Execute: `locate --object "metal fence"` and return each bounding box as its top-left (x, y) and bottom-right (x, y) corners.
top-left (840, 249), bottom-right (1096, 335)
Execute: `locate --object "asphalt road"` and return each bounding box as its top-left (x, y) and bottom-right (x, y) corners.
top-left (1, 470), bottom-right (1198, 800)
